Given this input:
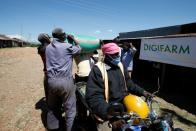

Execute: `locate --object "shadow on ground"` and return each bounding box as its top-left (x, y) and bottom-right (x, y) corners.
top-left (158, 92), bottom-right (196, 115)
top-left (35, 97), bottom-right (97, 131)
top-left (35, 97), bottom-right (48, 129)
top-left (35, 97), bottom-right (66, 131)
top-left (160, 108), bottom-right (196, 127)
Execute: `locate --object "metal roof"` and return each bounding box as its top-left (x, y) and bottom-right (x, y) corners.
top-left (0, 34), bottom-right (12, 40)
top-left (119, 22), bottom-right (196, 40)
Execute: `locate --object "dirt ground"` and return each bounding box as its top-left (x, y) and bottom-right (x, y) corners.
top-left (0, 47), bottom-right (195, 131)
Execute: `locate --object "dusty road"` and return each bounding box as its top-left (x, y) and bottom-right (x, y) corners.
top-left (0, 47), bottom-right (195, 131)
top-left (0, 47), bottom-right (45, 131)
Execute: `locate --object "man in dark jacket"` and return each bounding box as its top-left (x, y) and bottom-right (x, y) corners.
top-left (37, 33), bottom-right (51, 100)
top-left (86, 42), bottom-right (152, 130)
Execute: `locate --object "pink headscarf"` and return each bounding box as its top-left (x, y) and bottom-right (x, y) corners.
top-left (101, 43), bottom-right (120, 55)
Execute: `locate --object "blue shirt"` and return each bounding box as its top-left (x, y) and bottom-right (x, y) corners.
top-left (120, 47), bottom-right (136, 71)
top-left (46, 38), bottom-right (81, 78)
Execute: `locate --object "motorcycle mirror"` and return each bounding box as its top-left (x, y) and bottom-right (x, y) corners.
top-left (153, 77), bottom-right (160, 95)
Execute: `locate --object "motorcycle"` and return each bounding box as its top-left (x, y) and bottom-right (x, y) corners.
top-left (107, 95), bottom-right (174, 131)
top-left (107, 78), bottom-right (183, 131)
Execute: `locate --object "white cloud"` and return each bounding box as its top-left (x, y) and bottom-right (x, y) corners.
top-left (107, 29), bottom-right (113, 32)
top-left (94, 30), bottom-right (101, 34)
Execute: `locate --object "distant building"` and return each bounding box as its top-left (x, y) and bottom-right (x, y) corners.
top-left (0, 34), bottom-right (28, 48)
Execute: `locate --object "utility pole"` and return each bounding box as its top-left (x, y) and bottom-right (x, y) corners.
top-left (20, 24), bottom-right (23, 47)
top-left (28, 33), bottom-right (31, 42)
top-left (28, 33), bottom-right (32, 46)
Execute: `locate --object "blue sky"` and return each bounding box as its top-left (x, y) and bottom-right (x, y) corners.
top-left (0, 0), bottom-right (196, 42)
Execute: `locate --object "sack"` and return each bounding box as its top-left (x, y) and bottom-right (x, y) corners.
top-left (73, 34), bottom-right (100, 53)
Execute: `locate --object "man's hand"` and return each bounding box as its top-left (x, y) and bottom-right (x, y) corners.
top-left (111, 119), bottom-right (125, 129)
top-left (129, 42), bottom-right (133, 47)
top-left (67, 35), bottom-right (79, 45)
top-left (67, 34), bottom-right (74, 40)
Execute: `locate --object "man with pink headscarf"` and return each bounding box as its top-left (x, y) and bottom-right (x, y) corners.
top-left (85, 42), bottom-right (152, 130)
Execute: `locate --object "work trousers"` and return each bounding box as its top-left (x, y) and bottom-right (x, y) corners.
top-left (47, 77), bottom-right (76, 131)
top-left (43, 75), bottom-right (48, 100)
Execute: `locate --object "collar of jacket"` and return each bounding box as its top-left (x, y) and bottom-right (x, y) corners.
top-left (53, 38), bottom-right (65, 43)
top-left (104, 63), bottom-right (120, 70)
top-left (105, 63), bottom-right (111, 70)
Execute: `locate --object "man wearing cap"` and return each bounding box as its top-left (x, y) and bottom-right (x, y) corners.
top-left (67, 34), bottom-right (94, 84)
top-left (37, 33), bottom-right (51, 100)
top-left (45, 28), bottom-right (81, 131)
top-left (85, 43), bottom-right (152, 130)
top-left (91, 50), bottom-right (99, 64)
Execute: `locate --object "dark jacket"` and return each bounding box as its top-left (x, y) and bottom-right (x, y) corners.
top-left (37, 43), bottom-right (48, 72)
top-left (85, 62), bottom-right (144, 120)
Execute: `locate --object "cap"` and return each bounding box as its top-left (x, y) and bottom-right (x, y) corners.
top-left (38, 33), bottom-right (50, 43)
